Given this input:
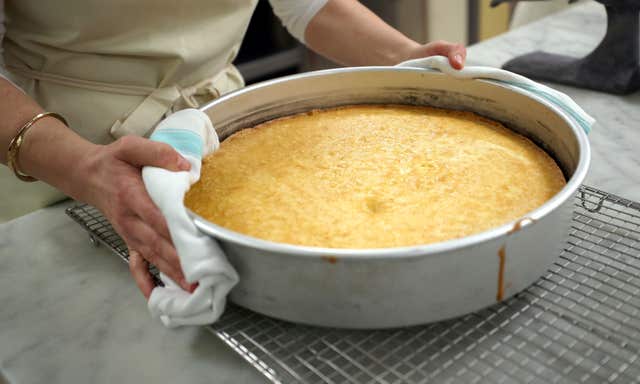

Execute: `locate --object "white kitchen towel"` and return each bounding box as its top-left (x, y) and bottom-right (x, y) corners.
top-left (142, 108), bottom-right (239, 327)
top-left (397, 56), bottom-right (594, 134)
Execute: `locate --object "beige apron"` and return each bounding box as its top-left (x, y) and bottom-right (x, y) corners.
top-left (1, 0), bottom-right (257, 221)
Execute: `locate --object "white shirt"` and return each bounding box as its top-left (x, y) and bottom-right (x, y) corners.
top-left (0, 0), bottom-right (328, 83)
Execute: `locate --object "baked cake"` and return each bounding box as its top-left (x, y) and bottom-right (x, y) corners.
top-left (185, 105), bottom-right (565, 248)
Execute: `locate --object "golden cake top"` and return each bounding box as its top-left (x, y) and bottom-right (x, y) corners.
top-left (185, 105), bottom-right (565, 249)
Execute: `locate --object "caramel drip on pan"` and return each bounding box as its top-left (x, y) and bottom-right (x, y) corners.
top-left (322, 256), bottom-right (338, 264)
top-left (497, 217), bottom-right (536, 302)
top-left (497, 245), bottom-right (507, 301)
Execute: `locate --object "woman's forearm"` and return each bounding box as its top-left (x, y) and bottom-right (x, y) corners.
top-left (0, 78), bottom-right (42, 164)
top-left (0, 77), bottom-right (97, 198)
top-left (304, 0), bottom-right (420, 66)
top-left (304, 0), bottom-right (466, 69)
top-left (1, 78), bottom-right (194, 295)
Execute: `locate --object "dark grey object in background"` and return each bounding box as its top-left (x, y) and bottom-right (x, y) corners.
top-left (495, 0), bottom-right (640, 94)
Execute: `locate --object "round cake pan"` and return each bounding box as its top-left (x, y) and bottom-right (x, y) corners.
top-left (194, 66), bottom-right (591, 329)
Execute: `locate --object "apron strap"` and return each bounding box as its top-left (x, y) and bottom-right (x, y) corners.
top-left (109, 68), bottom-right (240, 138)
top-left (110, 85), bottom-right (183, 138)
top-left (6, 66), bottom-right (155, 96)
top-left (7, 64), bottom-right (237, 138)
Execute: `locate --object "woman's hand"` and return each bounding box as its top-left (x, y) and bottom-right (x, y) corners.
top-left (74, 135), bottom-right (194, 298)
top-left (0, 78), bottom-right (191, 298)
top-left (400, 40), bottom-right (467, 70)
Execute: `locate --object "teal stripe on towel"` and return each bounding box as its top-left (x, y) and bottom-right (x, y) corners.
top-left (151, 129), bottom-right (204, 158)
top-left (419, 65), bottom-right (593, 135)
top-left (492, 80), bottom-right (592, 134)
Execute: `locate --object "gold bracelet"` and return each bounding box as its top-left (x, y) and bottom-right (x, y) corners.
top-left (7, 112), bottom-right (68, 182)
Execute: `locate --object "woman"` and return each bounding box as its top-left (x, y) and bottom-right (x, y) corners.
top-left (0, 0), bottom-right (466, 297)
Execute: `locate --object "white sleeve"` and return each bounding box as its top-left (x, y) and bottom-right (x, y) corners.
top-left (268, 0), bottom-right (329, 44)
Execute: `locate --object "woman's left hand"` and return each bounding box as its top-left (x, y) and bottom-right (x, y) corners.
top-left (400, 40), bottom-right (467, 69)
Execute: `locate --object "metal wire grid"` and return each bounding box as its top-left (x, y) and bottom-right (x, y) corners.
top-left (66, 185), bottom-right (640, 384)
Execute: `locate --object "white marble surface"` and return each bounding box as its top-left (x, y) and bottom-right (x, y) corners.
top-left (0, 203), bottom-right (263, 384)
top-left (467, 2), bottom-right (640, 201)
top-left (1, 3), bottom-right (639, 383)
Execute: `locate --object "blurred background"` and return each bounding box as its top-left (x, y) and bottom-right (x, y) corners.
top-left (235, 0), bottom-right (585, 84)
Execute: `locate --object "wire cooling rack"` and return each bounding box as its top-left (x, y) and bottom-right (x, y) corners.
top-left (66, 185), bottom-right (640, 384)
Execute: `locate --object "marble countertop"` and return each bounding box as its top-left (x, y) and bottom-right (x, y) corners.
top-left (0, 201), bottom-right (264, 384)
top-left (1, 3), bottom-right (638, 383)
top-left (466, 2), bottom-right (640, 200)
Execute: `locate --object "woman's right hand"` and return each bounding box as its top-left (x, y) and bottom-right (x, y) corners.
top-left (0, 78), bottom-right (191, 298)
top-left (73, 135), bottom-right (194, 298)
